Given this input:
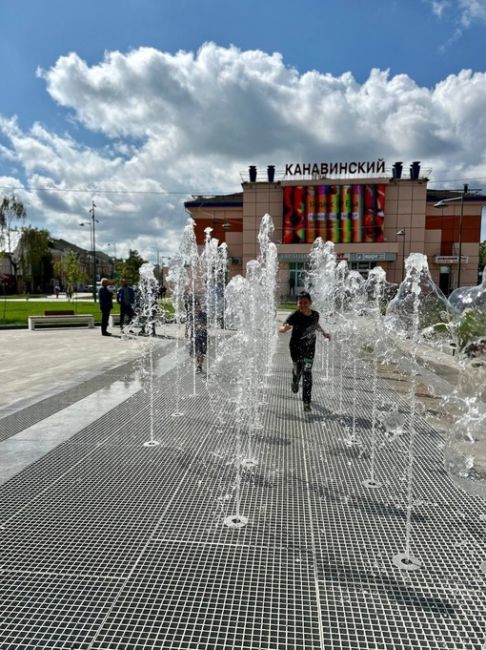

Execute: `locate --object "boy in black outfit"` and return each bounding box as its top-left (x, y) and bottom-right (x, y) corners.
top-left (188, 300), bottom-right (208, 373)
top-left (279, 291), bottom-right (331, 412)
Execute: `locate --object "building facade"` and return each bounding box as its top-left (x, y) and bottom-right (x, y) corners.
top-left (185, 162), bottom-right (485, 298)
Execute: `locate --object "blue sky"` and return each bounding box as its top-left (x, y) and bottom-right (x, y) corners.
top-left (1, 0), bottom-right (486, 257)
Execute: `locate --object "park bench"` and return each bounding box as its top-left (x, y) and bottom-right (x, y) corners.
top-left (109, 313), bottom-right (121, 327)
top-left (28, 310), bottom-right (95, 330)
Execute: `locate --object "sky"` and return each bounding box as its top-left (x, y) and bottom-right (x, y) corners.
top-left (1, 0), bottom-right (486, 261)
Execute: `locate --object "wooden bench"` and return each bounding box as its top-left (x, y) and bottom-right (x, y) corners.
top-left (28, 310), bottom-right (95, 330)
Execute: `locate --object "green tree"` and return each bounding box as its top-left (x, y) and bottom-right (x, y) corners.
top-left (53, 250), bottom-right (88, 299)
top-left (117, 249), bottom-right (146, 285)
top-left (0, 196), bottom-right (26, 292)
top-left (19, 227), bottom-right (52, 293)
top-left (480, 241), bottom-right (486, 270)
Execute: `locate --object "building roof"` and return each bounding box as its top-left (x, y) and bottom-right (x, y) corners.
top-left (185, 188), bottom-right (486, 208)
top-left (184, 193), bottom-right (243, 208)
top-left (49, 238), bottom-right (112, 261)
top-left (49, 238), bottom-right (86, 255)
top-left (426, 189), bottom-right (486, 203)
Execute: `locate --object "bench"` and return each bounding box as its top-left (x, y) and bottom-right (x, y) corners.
top-left (28, 310), bottom-right (95, 330)
top-left (109, 313), bottom-right (121, 327)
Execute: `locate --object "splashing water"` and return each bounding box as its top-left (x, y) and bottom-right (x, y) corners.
top-left (207, 214), bottom-right (278, 529)
top-left (166, 254), bottom-right (187, 418)
top-left (384, 254), bottom-right (439, 571)
top-left (361, 266), bottom-right (387, 489)
top-left (128, 262), bottom-right (163, 448)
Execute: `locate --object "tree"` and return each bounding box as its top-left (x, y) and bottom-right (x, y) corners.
top-left (117, 249), bottom-right (146, 285)
top-left (53, 250), bottom-right (87, 299)
top-left (19, 227), bottom-right (52, 293)
top-left (480, 241), bottom-right (486, 270)
top-left (0, 196), bottom-right (26, 292)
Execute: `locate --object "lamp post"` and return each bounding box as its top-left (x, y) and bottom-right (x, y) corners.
top-left (80, 201), bottom-right (99, 302)
top-left (434, 184), bottom-right (481, 290)
top-left (396, 228), bottom-right (406, 282)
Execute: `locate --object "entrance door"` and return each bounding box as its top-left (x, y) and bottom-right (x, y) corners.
top-left (439, 266), bottom-right (450, 295)
top-left (288, 262), bottom-right (307, 297)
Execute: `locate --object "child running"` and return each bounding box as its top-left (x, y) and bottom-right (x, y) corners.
top-left (278, 291), bottom-right (331, 412)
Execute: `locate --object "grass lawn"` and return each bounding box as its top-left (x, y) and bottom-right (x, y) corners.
top-left (0, 300), bottom-right (120, 327)
top-left (0, 297), bottom-right (289, 328)
top-left (0, 298), bottom-right (176, 328)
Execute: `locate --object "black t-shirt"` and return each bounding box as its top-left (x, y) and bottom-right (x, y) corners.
top-left (285, 309), bottom-right (320, 358)
top-left (189, 310), bottom-right (207, 341)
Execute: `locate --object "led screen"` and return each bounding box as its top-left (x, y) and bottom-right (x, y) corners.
top-left (282, 184), bottom-right (385, 244)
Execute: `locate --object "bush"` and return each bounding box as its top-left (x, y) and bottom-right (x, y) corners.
top-left (450, 308), bottom-right (486, 352)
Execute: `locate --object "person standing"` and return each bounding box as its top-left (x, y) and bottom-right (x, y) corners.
top-left (99, 278), bottom-right (113, 336)
top-left (288, 275), bottom-right (295, 297)
top-left (117, 278), bottom-right (135, 331)
top-left (278, 291), bottom-right (330, 412)
top-left (188, 300), bottom-right (208, 372)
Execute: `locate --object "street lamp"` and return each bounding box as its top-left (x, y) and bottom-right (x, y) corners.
top-left (396, 228), bottom-right (406, 282)
top-left (80, 201), bottom-right (99, 302)
top-left (434, 184), bottom-right (481, 289)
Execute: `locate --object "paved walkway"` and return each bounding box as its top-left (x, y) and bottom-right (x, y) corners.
top-left (0, 328), bottom-right (144, 415)
top-left (0, 325), bottom-right (485, 650)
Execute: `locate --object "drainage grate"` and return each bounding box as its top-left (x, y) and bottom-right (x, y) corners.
top-left (92, 541), bottom-right (321, 649)
top-left (0, 571), bottom-right (122, 649)
top-left (0, 340), bottom-right (484, 649)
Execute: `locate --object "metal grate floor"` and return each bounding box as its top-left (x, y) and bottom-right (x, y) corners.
top-left (0, 338), bottom-right (485, 649)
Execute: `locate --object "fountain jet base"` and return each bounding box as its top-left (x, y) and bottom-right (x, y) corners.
top-left (392, 552), bottom-right (422, 571)
top-left (143, 440), bottom-right (160, 448)
top-left (241, 458), bottom-right (258, 469)
top-left (362, 479), bottom-right (382, 489)
top-left (224, 514), bottom-right (249, 529)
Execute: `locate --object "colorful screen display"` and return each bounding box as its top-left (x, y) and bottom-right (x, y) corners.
top-left (282, 184), bottom-right (385, 244)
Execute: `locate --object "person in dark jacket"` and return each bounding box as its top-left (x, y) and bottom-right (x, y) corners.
top-left (98, 278), bottom-right (114, 336)
top-left (187, 300), bottom-right (208, 372)
top-left (117, 278), bottom-right (135, 331)
top-left (279, 291), bottom-right (331, 412)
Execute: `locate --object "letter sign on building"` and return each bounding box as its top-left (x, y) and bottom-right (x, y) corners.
top-left (283, 160), bottom-right (386, 178)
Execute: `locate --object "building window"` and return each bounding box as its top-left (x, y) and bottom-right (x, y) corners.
top-left (288, 262), bottom-right (309, 294)
top-left (349, 261), bottom-right (376, 278)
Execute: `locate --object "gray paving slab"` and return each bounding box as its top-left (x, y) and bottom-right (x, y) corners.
top-left (0, 328), bottom-right (145, 415)
top-left (0, 329), bottom-right (484, 650)
top-left (0, 347), bottom-right (179, 484)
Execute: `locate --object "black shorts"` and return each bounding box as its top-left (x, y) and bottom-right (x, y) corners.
top-left (194, 336), bottom-right (207, 355)
top-left (290, 344), bottom-right (315, 363)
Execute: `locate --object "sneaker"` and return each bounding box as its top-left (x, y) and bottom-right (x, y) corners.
top-left (303, 402), bottom-right (311, 412)
top-left (291, 378), bottom-right (299, 393)
top-left (196, 365), bottom-right (202, 373)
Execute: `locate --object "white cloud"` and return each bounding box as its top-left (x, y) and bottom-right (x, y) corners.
top-left (425, 0), bottom-right (486, 48)
top-left (1, 43), bottom-right (486, 260)
top-left (429, 0), bottom-right (450, 18)
top-left (459, 0), bottom-right (486, 26)
top-left (425, 0), bottom-right (486, 23)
